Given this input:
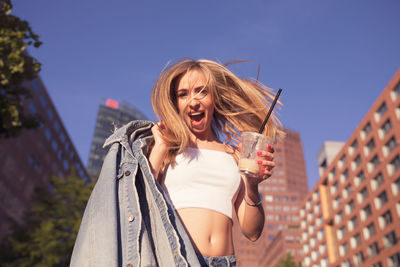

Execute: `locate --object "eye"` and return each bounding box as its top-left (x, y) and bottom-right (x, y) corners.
top-left (177, 90), bottom-right (188, 98)
top-left (195, 87), bottom-right (208, 97)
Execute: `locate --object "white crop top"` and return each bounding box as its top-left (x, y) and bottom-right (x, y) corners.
top-left (162, 147), bottom-right (241, 219)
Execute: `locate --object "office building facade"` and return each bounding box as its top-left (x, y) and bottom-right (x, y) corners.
top-left (300, 69), bottom-right (400, 267)
top-left (234, 128), bottom-right (308, 266)
top-left (87, 99), bottom-right (147, 175)
top-left (0, 76), bottom-right (88, 239)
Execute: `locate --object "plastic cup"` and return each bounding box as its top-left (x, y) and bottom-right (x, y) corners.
top-left (239, 132), bottom-right (273, 177)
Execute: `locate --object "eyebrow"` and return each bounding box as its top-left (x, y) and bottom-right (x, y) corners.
top-left (176, 86), bottom-right (207, 91)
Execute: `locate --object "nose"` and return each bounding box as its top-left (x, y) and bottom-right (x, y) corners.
top-left (188, 97), bottom-right (200, 109)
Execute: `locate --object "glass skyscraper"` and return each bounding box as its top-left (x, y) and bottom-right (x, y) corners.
top-left (87, 99), bottom-right (147, 176)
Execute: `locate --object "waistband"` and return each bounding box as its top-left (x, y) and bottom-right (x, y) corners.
top-left (197, 254), bottom-right (236, 267)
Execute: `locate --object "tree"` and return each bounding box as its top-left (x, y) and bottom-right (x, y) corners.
top-left (0, 169), bottom-right (94, 267)
top-left (276, 252), bottom-right (302, 267)
top-left (0, 0), bottom-right (42, 138)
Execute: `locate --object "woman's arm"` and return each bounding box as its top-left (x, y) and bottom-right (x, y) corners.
top-left (235, 145), bottom-right (275, 241)
top-left (149, 122), bottom-right (168, 181)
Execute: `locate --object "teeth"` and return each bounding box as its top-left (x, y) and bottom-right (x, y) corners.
top-left (190, 112), bottom-right (203, 116)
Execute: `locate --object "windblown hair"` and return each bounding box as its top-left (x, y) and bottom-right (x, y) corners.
top-left (151, 58), bottom-right (284, 163)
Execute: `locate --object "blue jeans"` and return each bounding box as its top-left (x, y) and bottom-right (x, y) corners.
top-left (197, 254), bottom-right (236, 267)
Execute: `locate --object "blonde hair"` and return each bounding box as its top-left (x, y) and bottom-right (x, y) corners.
top-left (151, 58), bottom-right (284, 163)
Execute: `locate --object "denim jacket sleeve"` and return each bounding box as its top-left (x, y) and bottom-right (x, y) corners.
top-left (70, 120), bottom-right (201, 267)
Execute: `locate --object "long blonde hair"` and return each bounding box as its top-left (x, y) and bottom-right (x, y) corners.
top-left (151, 58), bottom-right (284, 163)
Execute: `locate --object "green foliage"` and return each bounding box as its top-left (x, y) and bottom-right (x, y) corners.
top-left (276, 252), bottom-right (302, 267)
top-left (0, 0), bottom-right (42, 137)
top-left (0, 169), bottom-right (95, 267)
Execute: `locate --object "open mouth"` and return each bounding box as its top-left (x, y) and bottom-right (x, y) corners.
top-left (189, 111), bottom-right (205, 122)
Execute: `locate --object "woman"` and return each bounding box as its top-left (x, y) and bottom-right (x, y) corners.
top-left (148, 59), bottom-right (283, 266)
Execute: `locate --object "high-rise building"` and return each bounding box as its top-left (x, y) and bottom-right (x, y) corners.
top-left (87, 99), bottom-right (147, 175)
top-left (0, 76), bottom-right (88, 239)
top-left (234, 128), bottom-right (308, 266)
top-left (300, 69), bottom-right (400, 267)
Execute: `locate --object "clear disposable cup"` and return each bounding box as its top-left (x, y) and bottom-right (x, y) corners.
top-left (239, 132), bottom-right (273, 177)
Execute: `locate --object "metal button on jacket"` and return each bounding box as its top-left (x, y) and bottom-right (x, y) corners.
top-left (124, 170), bottom-right (131, 176)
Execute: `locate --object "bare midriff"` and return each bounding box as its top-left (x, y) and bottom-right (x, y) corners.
top-left (176, 207), bottom-right (234, 257)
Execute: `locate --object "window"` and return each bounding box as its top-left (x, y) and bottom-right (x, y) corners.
top-left (392, 177), bottom-right (400, 196)
top-left (341, 259), bottom-right (351, 267)
top-left (367, 155), bottom-right (380, 173)
top-left (368, 242), bottom-right (380, 257)
top-left (54, 121), bottom-right (60, 132)
top-left (357, 187), bottom-right (369, 204)
top-left (371, 172), bottom-right (384, 191)
top-left (338, 154), bottom-right (347, 168)
top-left (379, 210), bottom-right (393, 229)
top-left (354, 170), bottom-right (365, 187)
top-left (363, 222), bottom-right (376, 239)
top-left (343, 184), bottom-right (353, 199)
top-left (331, 182), bottom-right (338, 195)
top-left (328, 167), bottom-right (336, 182)
top-left (28, 101), bottom-right (37, 114)
top-left (60, 132), bottom-right (66, 143)
top-left (333, 196), bottom-right (341, 210)
top-left (348, 216), bottom-right (358, 231)
top-left (375, 190), bottom-right (388, 209)
top-left (349, 139), bottom-right (358, 155)
top-left (375, 102), bottom-right (387, 122)
top-left (39, 94), bottom-right (47, 107)
top-left (51, 140), bottom-right (58, 152)
top-left (340, 169), bottom-right (349, 184)
top-left (391, 81), bottom-right (400, 101)
top-left (387, 155), bottom-right (400, 175)
top-left (372, 262), bottom-right (382, 267)
top-left (352, 154), bottom-right (361, 170)
top-left (63, 160), bottom-right (69, 171)
top-left (360, 204), bottom-right (372, 221)
top-left (383, 231), bottom-right (397, 248)
top-left (388, 252), bottom-right (400, 267)
top-left (31, 78), bottom-right (40, 92)
top-left (350, 233), bottom-right (362, 249)
top-left (345, 199), bottom-right (355, 215)
top-left (337, 225), bottom-right (346, 240)
top-left (353, 251), bottom-right (364, 266)
top-left (361, 122), bottom-right (372, 140)
top-left (339, 242), bottom-right (349, 257)
top-left (383, 136), bottom-right (397, 157)
top-left (47, 108), bottom-right (54, 120)
top-left (335, 210), bottom-right (343, 225)
top-left (364, 138), bottom-right (376, 156)
top-left (379, 119), bottom-right (392, 139)
top-left (44, 128), bottom-right (52, 140)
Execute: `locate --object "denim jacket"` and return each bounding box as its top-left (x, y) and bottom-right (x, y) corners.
top-left (70, 120), bottom-right (201, 267)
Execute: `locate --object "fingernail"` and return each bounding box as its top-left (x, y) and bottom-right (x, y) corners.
top-left (257, 151), bottom-right (262, 156)
top-left (261, 168), bottom-right (265, 172)
top-left (267, 144), bottom-right (272, 149)
top-left (257, 160), bottom-right (262, 165)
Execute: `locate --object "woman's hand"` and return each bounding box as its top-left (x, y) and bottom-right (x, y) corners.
top-left (149, 122), bottom-right (169, 181)
top-left (256, 144), bottom-right (275, 182)
top-left (151, 121), bottom-right (168, 149)
top-left (238, 143), bottom-right (275, 186)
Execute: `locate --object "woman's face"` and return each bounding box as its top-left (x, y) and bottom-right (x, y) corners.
top-left (175, 69), bottom-right (215, 140)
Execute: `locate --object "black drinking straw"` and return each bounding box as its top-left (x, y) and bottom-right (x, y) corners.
top-left (258, 88), bottom-right (282, 134)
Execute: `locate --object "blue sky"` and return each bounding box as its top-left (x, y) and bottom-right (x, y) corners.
top-left (13, 0), bottom-right (400, 190)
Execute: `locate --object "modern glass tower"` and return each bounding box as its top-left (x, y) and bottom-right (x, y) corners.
top-left (87, 99), bottom-right (147, 176)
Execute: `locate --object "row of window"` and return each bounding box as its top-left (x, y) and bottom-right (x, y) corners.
top-left (303, 230), bottom-right (399, 267)
top-left (339, 231), bottom-right (398, 266)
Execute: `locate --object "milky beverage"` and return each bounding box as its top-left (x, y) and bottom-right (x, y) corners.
top-left (239, 132), bottom-right (272, 176)
top-left (238, 158), bottom-right (260, 174)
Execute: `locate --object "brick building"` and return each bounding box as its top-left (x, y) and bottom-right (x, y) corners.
top-left (0, 76), bottom-right (88, 239)
top-left (300, 69), bottom-right (400, 267)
